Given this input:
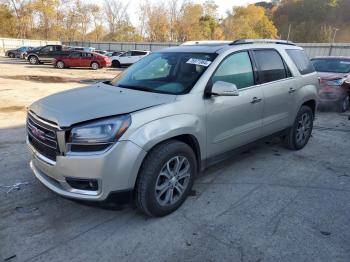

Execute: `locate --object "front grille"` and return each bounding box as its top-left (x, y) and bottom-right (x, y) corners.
top-left (27, 113), bottom-right (59, 161)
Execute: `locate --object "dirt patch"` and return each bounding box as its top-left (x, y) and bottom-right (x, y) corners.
top-left (1, 75), bottom-right (80, 83)
top-left (0, 106), bottom-right (26, 113)
top-left (0, 75), bottom-right (111, 84)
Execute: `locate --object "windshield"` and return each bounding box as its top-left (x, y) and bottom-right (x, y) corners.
top-left (110, 52), bottom-right (217, 94)
top-left (311, 59), bottom-right (350, 73)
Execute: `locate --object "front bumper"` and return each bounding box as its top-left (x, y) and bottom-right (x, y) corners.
top-left (28, 140), bottom-right (147, 201)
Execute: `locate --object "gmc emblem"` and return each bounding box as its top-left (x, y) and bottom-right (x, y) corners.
top-left (29, 125), bottom-right (46, 140)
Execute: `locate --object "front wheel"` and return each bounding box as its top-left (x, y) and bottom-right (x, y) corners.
top-left (28, 56), bottom-right (39, 65)
top-left (135, 140), bottom-right (196, 217)
top-left (8, 53), bottom-right (15, 58)
top-left (283, 106), bottom-right (314, 150)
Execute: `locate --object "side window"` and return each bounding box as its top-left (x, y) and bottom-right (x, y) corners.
top-left (70, 52), bottom-right (81, 58)
top-left (132, 51), bottom-right (143, 56)
top-left (41, 46), bottom-right (53, 52)
top-left (253, 50), bottom-right (288, 84)
top-left (82, 53), bottom-right (93, 58)
top-left (212, 51), bottom-right (255, 89)
top-left (121, 51), bottom-right (131, 57)
top-left (286, 49), bottom-right (315, 75)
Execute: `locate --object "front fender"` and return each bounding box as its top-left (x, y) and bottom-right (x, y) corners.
top-left (127, 114), bottom-right (205, 159)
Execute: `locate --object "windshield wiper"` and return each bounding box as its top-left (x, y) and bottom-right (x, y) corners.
top-left (118, 84), bottom-right (155, 93)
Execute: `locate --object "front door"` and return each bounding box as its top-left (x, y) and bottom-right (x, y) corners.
top-left (38, 45), bottom-right (54, 62)
top-left (205, 51), bottom-right (264, 158)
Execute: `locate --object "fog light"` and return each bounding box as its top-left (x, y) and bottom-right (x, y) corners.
top-left (65, 177), bottom-right (98, 191)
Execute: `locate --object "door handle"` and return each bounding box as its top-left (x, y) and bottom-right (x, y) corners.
top-left (251, 97), bottom-right (262, 104)
top-left (289, 87), bottom-right (297, 93)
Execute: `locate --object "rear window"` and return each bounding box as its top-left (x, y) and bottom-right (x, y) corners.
top-left (253, 50), bottom-right (288, 84)
top-left (311, 58), bottom-right (350, 74)
top-left (132, 51), bottom-right (147, 56)
top-left (286, 49), bottom-right (315, 75)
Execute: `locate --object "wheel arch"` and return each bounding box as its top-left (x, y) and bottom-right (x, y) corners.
top-left (301, 99), bottom-right (316, 117)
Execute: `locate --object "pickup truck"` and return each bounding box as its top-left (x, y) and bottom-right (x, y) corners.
top-left (27, 45), bottom-right (71, 65)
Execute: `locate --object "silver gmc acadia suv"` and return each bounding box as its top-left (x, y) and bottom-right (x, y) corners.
top-left (27, 39), bottom-right (318, 216)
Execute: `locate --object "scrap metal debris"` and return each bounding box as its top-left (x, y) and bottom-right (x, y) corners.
top-left (0, 182), bottom-right (29, 193)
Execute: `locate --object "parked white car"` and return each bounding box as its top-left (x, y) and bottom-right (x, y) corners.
top-left (111, 50), bottom-right (150, 67)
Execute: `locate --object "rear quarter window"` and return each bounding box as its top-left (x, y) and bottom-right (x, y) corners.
top-left (286, 49), bottom-right (315, 75)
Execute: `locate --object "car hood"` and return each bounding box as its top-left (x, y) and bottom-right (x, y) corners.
top-left (317, 72), bottom-right (349, 80)
top-left (29, 82), bottom-right (177, 127)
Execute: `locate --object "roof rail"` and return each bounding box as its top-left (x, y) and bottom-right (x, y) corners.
top-left (181, 40), bottom-right (232, 46)
top-left (230, 39), bottom-right (296, 46)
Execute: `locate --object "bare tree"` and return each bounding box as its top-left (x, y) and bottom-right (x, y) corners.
top-left (104, 0), bottom-right (129, 35)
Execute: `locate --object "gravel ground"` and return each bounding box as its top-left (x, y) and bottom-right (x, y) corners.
top-left (0, 56), bottom-right (349, 262)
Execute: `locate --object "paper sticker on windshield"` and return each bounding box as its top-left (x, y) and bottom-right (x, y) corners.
top-left (340, 61), bottom-right (350, 64)
top-left (186, 58), bottom-right (212, 67)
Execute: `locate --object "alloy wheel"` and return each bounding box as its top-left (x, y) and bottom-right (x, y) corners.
top-left (91, 62), bottom-right (99, 70)
top-left (296, 112), bottom-right (312, 146)
top-left (57, 61), bottom-right (64, 69)
top-left (29, 57), bottom-right (37, 64)
top-left (155, 156), bottom-right (191, 207)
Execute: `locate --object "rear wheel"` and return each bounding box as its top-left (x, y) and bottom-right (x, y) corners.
top-left (338, 95), bottom-right (349, 112)
top-left (112, 60), bottom-right (121, 68)
top-left (28, 56), bottom-right (39, 65)
top-left (135, 140), bottom-right (196, 217)
top-left (91, 62), bottom-right (99, 70)
top-left (56, 61), bottom-right (65, 69)
top-left (283, 106), bottom-right (314, 150)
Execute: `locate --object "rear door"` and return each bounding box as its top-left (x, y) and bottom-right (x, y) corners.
top-left (131, 51), bottom-right (147, 63)
top-left (80, 52), bottom-right (94, 67)
top-left (117, 51), bottom-right (132, 65)
top-left (252, 49), bottom-right (296, 136)
top-left (205, 51), bottom-right (264, 158)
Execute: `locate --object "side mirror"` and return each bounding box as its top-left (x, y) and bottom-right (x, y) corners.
top-left (211, 81), bottom-right (239, 96)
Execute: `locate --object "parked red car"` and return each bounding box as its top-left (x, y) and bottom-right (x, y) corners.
top-left (311, 56), bottom-right (350, 112)
top-left (54, 51), bottom-right (111, 70)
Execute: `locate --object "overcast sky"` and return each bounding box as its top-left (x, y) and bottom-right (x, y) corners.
top-left (125, 0), bottom-right (269, 25)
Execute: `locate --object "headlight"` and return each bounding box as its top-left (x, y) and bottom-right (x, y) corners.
top-left (326, 78), bottom-right (345, 86)
top-left (68, 115), bottom-right (131, 152)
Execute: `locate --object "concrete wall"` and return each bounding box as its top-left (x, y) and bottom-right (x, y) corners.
top-left (2, 38), bottom-right (350, 58)
top-left (0, 38), bottom-right (61, 53)
top-left (64, 41), bottom-right (350, 58)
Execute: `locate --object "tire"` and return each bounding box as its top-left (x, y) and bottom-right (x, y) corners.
top-left (91, 62), bottom-right (99, 70)
top-left (112, 60), bottom-right (121, 68)
top-left (8, 53), bottom-right (15, 58)
top-left (28, 56), bottom-right (39, 65)
top-left (283, 106), bottom-right (314, 150)
top-left (135, 140), bottom-right (197, 217)
top-left (56, 61), bottom-right (65, 69)
top-left (338, 95), bottom-right (349, 112)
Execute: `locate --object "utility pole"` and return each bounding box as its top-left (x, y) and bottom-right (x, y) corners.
top-left (332, 28), bottom-right (339, 43)
top-left (287, 24), bottom-right (292, 42)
